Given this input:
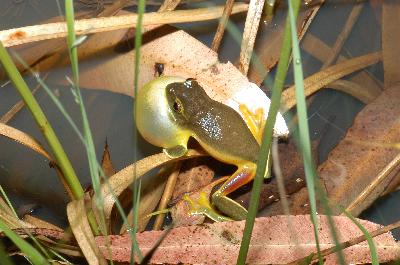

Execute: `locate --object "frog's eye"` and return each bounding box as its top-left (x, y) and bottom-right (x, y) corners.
top-left (173, 98), bottom-right (183, 113)
top-left (184, 78), bottom-right (195, 88)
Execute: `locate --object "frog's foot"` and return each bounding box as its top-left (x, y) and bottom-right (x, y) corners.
top-left (212, 163), bottom-right (256, 220)
top-left (239, 104), bottom-right (265, 145)
top-left (212, 192), bottom-right (247, 220)
top-left (183, 192), bottom-right (232, 222)
top-left (163, 145), bottom-right (187, 158)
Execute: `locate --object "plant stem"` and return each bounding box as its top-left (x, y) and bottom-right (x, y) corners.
top-left (236, 0), bottom-right (301, 264)
top-left (0, 42), bottom-right (84, 201)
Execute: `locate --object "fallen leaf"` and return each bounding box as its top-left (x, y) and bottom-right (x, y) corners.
top-left (95, 215), bottom-right (400, 264)
top-left (317, 84), bottom-right (400, 216)
top-left (171, 157), bottom-right (215, 202)
top-left (67, 198), bottom-right (107, 265)
top-left (170, 177), bottom-right (227, 227)
top-left (100, 140), bottom-right (116, 178)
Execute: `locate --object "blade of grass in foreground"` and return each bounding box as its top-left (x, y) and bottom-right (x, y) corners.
top-left (287, 0), bottom-right (343, 264)
top-left (131, 0), bottom-right (146, 263)
top-left (236, 0), bottom-right (301, 264)
top-left (0, 219), bottom-right (48, 265)
top-left (0, 43), bottom-right (84, 201)
top-left (342, 209), bottom-right (378, 265)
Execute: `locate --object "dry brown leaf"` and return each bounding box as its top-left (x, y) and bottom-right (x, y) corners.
top-left (171, 158), bottom-right (215, 201)
top-left (170, 177), bottom-right (227, 227)
top-left (69, 27), bottom-right (252, 106)
top-left (316, 84), bottom-right (400, 216)
top-left (0, 122), bottom-right (52, 161)
top-left (67, 199), bottom-right (107, 265)
top-left (382, 0), bottom-right (400, 87)
top-left (95, 215), bottom-right (400, 264)
top-left (22, 215), bottom-right (64, 231)
top-left (100, 140), bottom-right (116, 178)
top-left (120, 167), bottom-right (169, 233)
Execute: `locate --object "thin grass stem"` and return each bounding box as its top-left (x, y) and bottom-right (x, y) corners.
top-left (236, 1), bottom-right (301, 264)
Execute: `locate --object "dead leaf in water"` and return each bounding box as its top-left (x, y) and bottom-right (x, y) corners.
top-left (317, 84), bottom-right (400, 216)
top-left (95, 215), bottom-right (399, 264)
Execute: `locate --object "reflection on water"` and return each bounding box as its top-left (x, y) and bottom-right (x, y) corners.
top-left (0, 0), bottom-right (396, 234)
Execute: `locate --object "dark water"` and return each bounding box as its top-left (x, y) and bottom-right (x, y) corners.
top-left (0, 0), bottom-right (398, 239)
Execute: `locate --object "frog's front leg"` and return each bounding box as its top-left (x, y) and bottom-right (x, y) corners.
top-left (239, 104), bottom-right (265, 145)
top-left (212, 162), bottom-right (256, 220)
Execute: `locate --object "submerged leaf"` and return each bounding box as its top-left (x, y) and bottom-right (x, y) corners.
top-left (96, 215), bottom-right (399, 264)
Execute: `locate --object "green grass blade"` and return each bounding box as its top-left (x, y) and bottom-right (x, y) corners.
top-left (0, 43), bottom-right (84, 201)
top-left (236, 1), bottom-right (301, 264)
top-left (0, 241), bottom-right (14, 265)
top-left (131, 0), bottom-right (146, 263)
top-left (287, 0), bottom-right (346, 264)
top-left (0, 219), bottom-right (49, 265)
top-left (342, 210), bottom-right (378, 265)
top-left (129, 0), bottom-right (146, 264)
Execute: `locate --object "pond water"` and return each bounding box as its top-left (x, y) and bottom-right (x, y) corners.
top-left (0, 0), bottom-right (398, 239)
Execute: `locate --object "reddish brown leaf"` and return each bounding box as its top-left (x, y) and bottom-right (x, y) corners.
top-left (96, 215), bottom-right (399, 264)
top-left (171, 158), bottom-right (215, 201)
top-left (101, 140), bottom-right (116, 178)
top-left (314, 84), bottom-right (400, 216)
top-left (170, 177), bottom-right (227, 227)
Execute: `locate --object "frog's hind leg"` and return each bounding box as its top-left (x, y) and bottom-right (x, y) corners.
top-left (212, 163), bottom-right (256, 220)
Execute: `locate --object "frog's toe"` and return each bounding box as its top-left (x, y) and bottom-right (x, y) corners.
top-left (212, 192), bottom-right (248, 221)
top-left (163, 145), bottom-right (187, 158)
top-left (184, 192), bottom-right (233, 222)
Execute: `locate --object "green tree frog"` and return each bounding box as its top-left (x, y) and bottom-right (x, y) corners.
top-left (136, 76), bottom-right (270, 221)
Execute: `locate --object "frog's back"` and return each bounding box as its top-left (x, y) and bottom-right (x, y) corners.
top-left (190, 100), bottom-right (260, 165)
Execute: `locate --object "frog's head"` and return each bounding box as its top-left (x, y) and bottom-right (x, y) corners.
top-left (166, 78), bottom-right (209, 125)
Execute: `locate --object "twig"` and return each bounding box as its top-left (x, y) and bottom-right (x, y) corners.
top-left (346, 151), bottom-right (400, 215)
top-left (0, 4), bottom-right (248, 48)
top-left (158, 0), bottom-right (182, 12)
top-left (211, 0), bottom-right (235, 52)
top-left (287, 219), bottom-right (400, 265)
top-left (153, 162), bottom-right (181, 230)
top-left (238, 0), bottom-right (265, 75)
top-left (321, 2), bottom-right (364, 69)
top-left (97, 0), bottom-right (132, 16)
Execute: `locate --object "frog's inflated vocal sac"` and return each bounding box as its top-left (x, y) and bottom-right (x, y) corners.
top-left (136, 76), bottom-right (262, 220)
